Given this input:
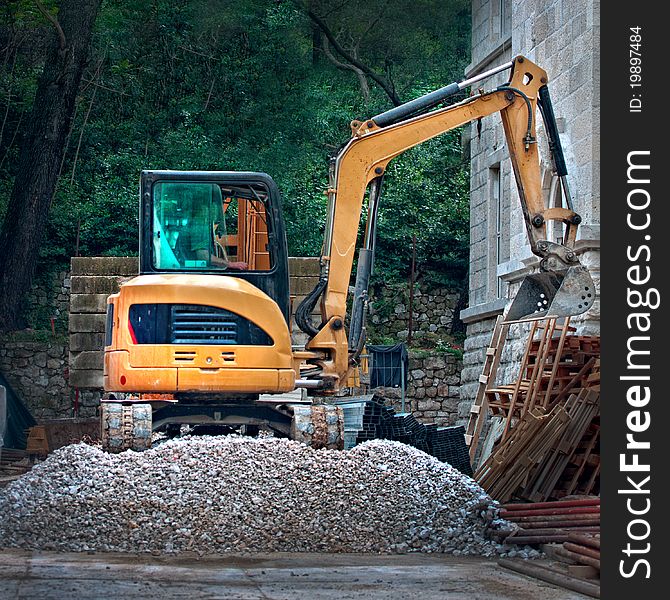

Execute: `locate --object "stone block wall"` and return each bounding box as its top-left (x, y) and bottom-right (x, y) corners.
top-left (0, 340), bottom-right (70, 419)
top-left (373, 351), bottom-right (463, 427)
top-left (368, 283), bottom-right (460, 344)
top-left (0, 336), bottom-right (102, 420)
top-left (288, 257), bottom-right (320, 348)
top-left (24, 270), bottom-right (71, 332)
top-left (68, 257), bottom-right (139, 389)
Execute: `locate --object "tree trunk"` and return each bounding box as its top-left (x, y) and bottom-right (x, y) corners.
top-left (0, 0), bottom-right (102, 332)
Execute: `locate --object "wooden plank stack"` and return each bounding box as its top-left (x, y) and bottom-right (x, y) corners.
top-left (470, 317), bottom-right (600, 503)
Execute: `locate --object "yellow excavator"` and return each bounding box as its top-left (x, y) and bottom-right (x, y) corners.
top-left (101, 56), bottom-right (595, 452)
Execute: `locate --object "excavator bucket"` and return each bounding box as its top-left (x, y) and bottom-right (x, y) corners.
top-left (505, 266), bottom-right (595, 322)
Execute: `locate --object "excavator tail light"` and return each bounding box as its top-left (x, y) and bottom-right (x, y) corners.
top-left (505, 266), bottom-right (595, 322)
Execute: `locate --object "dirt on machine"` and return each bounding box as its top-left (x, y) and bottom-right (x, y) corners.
top-left (100, 56), bottom-right (595, 452)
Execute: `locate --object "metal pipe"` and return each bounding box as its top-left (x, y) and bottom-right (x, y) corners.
top-left (563, 542), bottom-right (601, 561)
top-left (498, 559), bottom-right (601, 598)
top-left (505, 511), bottom-right (601, 523)
top-left (464, 60), bottom-right (516, 87)
top-left (516, 519), bottom-right (600, 529)
top-left (559, 174), bottom-right (574, 211)
top-left (567, 532), bottom-right (601, 550)
top-left (501, 498), bottom-right (600, 511)
top-left (363, 177), bottom-right (383, 249)
top-left (509, 527), bottom-right (600, 537)
top-left (501, 506), bottom-right (599, 518)
top-left (554, 547), bottom-right (601, 570)
top-left (538, 85), bottom-right (574, 212)
top-left (506, 535), bottom-right (573, 545)
top-left (321, 157), bottom-right (338, 274)
top-left (348, 248), bottom-right (373, 349)
top-left (294, 379), bottom-right (324, 389)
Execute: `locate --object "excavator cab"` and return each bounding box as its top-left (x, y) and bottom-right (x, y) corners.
top-left (104, 171), bottom-right (298, 398)
top-left (140, 170), bottom-right (290, 320)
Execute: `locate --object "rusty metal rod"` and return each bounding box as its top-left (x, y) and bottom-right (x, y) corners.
top-left (555, 546), bottom-right (601, 570)
top-left (567, 532), bottom-right (600, 549)
top-left (501, 498), bottom-right (600, 511)
top-left (564, 542), bottom-right (601, 560)
top-left (518, 519), bottom-right (600, 529)
top-left (498, 559), bottom-right (600, 599)
top-left (501, 506), bottom-right (599, 518)
top-left (510, 526), bottom-right (600, 537)
top-left (506, 535), bottom-right (573, 544)
top-left (294, 379), bottom-right (323, 389)
top-left (505, 512), bottom-right (600, 523)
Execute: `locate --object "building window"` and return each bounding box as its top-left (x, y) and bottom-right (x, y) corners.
top-left (500, 0), bottom-right (511, 39)
top-left (490, 165), bottom-right (504, 298)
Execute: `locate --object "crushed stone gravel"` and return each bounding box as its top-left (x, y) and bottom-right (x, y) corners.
top-left (0, 436), bottom-right (539, 557)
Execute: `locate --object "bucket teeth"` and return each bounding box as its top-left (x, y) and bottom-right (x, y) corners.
top-left (505, 266), bottom-right (595, 322)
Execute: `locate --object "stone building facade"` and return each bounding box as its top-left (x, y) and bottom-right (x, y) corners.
top-left (457, 0), bottom-right (600, 421)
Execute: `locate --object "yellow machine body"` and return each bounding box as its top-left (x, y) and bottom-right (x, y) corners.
top-left (104, 274), bottom-right (296, 394)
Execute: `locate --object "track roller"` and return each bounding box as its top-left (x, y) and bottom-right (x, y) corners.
top-left (290, 405), bottom-right (344, 450)
top-left (100, 402), bottom-right (153, 453)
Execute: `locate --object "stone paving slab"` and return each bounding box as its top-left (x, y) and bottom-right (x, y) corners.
top-left (0, 551), bottom-right (589, 600)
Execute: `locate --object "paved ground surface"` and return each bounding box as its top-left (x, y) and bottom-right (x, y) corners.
top-left (0, 551), bottom-right (590, 599)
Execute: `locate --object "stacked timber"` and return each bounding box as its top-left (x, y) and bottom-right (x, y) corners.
top-left (470, 317), bottom-right (600, 503)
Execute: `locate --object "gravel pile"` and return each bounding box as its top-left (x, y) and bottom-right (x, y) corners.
top-left (0, 436), bottom-right (538, 556)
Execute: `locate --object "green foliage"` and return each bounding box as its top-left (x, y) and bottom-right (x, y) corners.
top-left (435, 338), bottom-right (464, 359)
top-left (1, 0), bottom-right (472, 292)
top-left (0, 329), bottom-right (68, 344)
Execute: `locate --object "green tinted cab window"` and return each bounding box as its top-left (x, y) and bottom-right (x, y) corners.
top-left (152, 182), bottom-right (272, 272)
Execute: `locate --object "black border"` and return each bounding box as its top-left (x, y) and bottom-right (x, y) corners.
top-left (601, 6), bottom-right (667, 597)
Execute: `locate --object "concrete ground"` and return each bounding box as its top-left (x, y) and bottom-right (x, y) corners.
top-left (0, 551), bottom-right (590, 599)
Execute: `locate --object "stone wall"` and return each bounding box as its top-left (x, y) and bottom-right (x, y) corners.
top-left (0, 339), bottom-right (70, 419)
top-left (69, 257), bottom-right (139, 389)
top-left (372, 351), bottom-right (463, 427)
top-left (24, 270), bottom-right (70, 333)
top-left (0, 339), bottom-right (102, 420)
top-left (368, 283), bottom-right (460, 345)
top-left (1, 271), bottom-right (76, 419)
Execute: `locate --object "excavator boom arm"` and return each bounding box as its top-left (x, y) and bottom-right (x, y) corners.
top-left (298, 56), bottom-right (593, 391)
